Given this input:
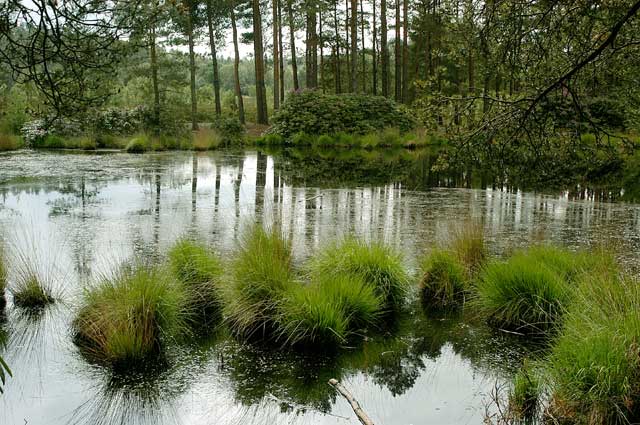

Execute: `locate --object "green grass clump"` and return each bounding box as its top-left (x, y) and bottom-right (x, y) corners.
top-left (168, 240), bottom-right (222, 326)
top-left (475, 254), bottom-right (569, 333)
top-left (546, 274), bottom-right (640, 424)
top-left (449, 222), bottom-right (487, 273)
top-left (11, 273), bottom-right (55, 309)
top-left (310, 238), bottom-right (409, 313)
top-left (359, 133), bottom-right (379, 149)
top-left (278, 274), bottom-right (383, 346)
top-left (73, 264), bottom-right (187, 366)
top-left (0, 134), bottom-right (22, 151)
top-left (419, 249), bottom-right (467, 308)
top-left (509, 363), bottom-right (540, 420)
top-left (315, 134), bottom-right (334, 147)
top-left (291, 132), bottom-right (315, 145)
top-left (220, 226), bottom-right (297, 339)
top-left (192, 128), bottom-right (222, 150)
top-left (378, 128), bottom-right (402, 147)
top-left (40, 134), bottom-right (66, 149)
top-left (125, 135), bottom-right (150, 153)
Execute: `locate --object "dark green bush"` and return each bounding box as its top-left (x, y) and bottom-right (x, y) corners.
top-left (211, 115), bottom-right (245, 144)
top-left (270, 90), bottom-right (416, 139)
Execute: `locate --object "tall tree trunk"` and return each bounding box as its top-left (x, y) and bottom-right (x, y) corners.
top-left (306, 2), bottom-right (318, 88)
top-left (187, 9), bottom-right (198, 130)
top-left (231, 0), bottom-right (245, 123)
top-left (278, 0), bottom-right (285, 101)
top-left (401, 0), bottom-right (408, 102)
top-left (349, 0), bottom-right (357, 91)
top-left (286, 0), bottom-right (300, 90)
top-left (320, 9), bottom-right (324, 92)
top-left (394, 0), bottom-right (401, 101)
top-left (206, 0), bottom-right (222, 115)
top-left (149, 24), bottom-right (160, 129)
top-left (380, 0), bottom-right (388, 97)
top-left (345, 0), bottom-right (350, 86)
top-left (273, 0), bottom-right (280, 110)
top-left (372, 0), bottom-right (377, 95)
top-left (253, 0), bottom-right (269, 124)
top-left (333, 1), bottom-right (341, 93)
top-left (360, 0), bottom-right (365, 92)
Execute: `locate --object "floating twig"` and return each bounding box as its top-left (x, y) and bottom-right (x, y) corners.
top-left (328, 378), bottom-right (375, 425)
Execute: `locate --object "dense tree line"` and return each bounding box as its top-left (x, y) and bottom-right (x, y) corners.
top-left (2, 0), bottom-right (640, 141)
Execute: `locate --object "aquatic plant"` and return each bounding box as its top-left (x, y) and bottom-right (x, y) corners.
top-left (192, 128), bottom-right (222, 150)
top-left (125, 135), bottom-right (150, 153)
top-left (220, 225), bottom-right (297, 339)
top-left (509, 363), bottom-right (540, 421)
top-left (419, 249), bottom-right (467, 308)
top-left (0, 246), bottom-right (6, 308)
top-left (546, 274), bottom-right (640, 424)
top-left (0, 134), bottom-right (23, 151)
top-left (310, 238), bottom-right (409, 313)
top-left (11, 273), bottom-right (55, 309)
top-left (475, 254), bottom-right (569, 333)
top-left (277, 274), bottom-right (383, 346)
top-left (168, 239), bottom-right (223, 326)
top-left (73, 264), bottom-right (187, 366)
top-left (449, 222), bottom-right (487, 273)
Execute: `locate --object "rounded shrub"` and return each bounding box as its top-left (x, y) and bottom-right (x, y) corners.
top-left (419, 249), bottom-right (467, 308)
top-left (168, 240), bottom-right (223, 326)
top-left (310, 238), bottom-right (409, 313)
top-left (475, 255), bottom-right (569, 333)
top-left (220, 226), bottom-right (297, 339)
top-left (73, 264), bottom-right (187, 366)
top-left (269, 91), bottom-right (416, 138)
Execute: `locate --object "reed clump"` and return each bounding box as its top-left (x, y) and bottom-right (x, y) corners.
top-left (168, 239), bottom-right (222, 326)
top-left (73, 264), bottom-right (187, 366)
top-left (509, 363), bottom-right (540, 421)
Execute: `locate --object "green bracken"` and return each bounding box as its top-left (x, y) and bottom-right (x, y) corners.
top-left (73, 264), bottom-right (187, 366)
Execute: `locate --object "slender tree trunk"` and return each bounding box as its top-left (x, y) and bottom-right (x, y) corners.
top-left (231, 0), bottom-right (245, 123)
top-left (360, 0), bottom-right (365, 93)
top-left (286, 0), bottom-right (300, 90)
top-left (345, 0), bottom-right (350, 86)
top-left (320, 10), bottom-right (324, 92)
top-left (278, 0), bottom-right (285, 100)
top-left (380, 0), bottom-right (388, 97)
top-left (206, 0), bottom-right (222, 115)
top-left (334, 1), bottom-right (341, 93)
top-left (253, 0), bottom-right (269, 124)
top-left (350, 0), bottom-right (357, 91)
top-left (401, 0), bottom-right (408, 102)
top-left (273, 0), bottom-right (280, 110)
top-left (187, 9), bottom-right (198, 130)
top-left (372, 0), bottom-right (377, 95)
top-left (394, 0), bottom-right (401, 101)
top-left (149, 24), bottom-right (160, 129)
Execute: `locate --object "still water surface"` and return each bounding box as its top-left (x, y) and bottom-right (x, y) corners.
top-left (0, 148), bottom-right (639, 425)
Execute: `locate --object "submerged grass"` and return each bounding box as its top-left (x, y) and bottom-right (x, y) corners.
top-left (509, 363), bottom-right (540, 421)
top-left (11, 274), bottom-right (55, 309)
top-left (545, 274), bottom-right (640, 424)
top-left (309, 238), bottom-right (409, 313)
top-left (73, 264), bottom-right (188, 366)
top-left (168, 239), bottom-right (223, 326)
top-left (220, 225), bottom-right (297, 340)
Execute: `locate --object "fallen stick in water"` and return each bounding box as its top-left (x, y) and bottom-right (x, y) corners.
top-left (328, 378), bottom-right (375, 425)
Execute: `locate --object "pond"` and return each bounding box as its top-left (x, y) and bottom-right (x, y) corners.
top-left (0, 148), bottom-right (639, 425)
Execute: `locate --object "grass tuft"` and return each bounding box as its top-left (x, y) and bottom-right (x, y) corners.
top-left (220, 225), bottom-right (297, 339)
top-left (449, 222), bottom-right (487, 273)
top-left (11, 273), bottom-right (55, 309)
top-left (168, 239), bottom-right (222, 326)
top-left (546, 274), bottom-right (640, 424)
top-left (419, 249), bottom-right (467, 308)
top-left (475, 253), bottom-right (569, 333)
top-left (73, 264), bottom-right (187, 366)
top-left (125, 135), bottom-right (150, 153)
top-left (309, 238), bottom-right (409, 313)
